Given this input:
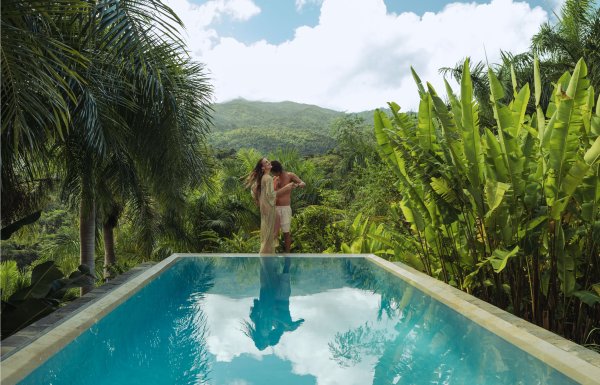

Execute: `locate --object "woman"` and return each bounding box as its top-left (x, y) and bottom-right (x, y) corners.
top-left (243, 257), bottom-right (304, 350)
top-left (246, 158), bottom-right (296, 254)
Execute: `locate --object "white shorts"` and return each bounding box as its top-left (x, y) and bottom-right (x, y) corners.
top-left (276, 206), bottom-right (292, 232)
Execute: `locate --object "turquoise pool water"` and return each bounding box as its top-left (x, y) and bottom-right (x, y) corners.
top-left (20, 257), bottom-right (576, 385)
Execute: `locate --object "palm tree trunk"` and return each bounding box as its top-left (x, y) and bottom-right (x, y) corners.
top-left (103, 220), bottom-right (117, 280)
top-left (80, 192), bottom-right (96, 295)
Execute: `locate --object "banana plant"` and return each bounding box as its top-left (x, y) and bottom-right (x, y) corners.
top-left (370, 58), bottom-right (600, 343)
top-left (1, 261), bottom-right (94, 338)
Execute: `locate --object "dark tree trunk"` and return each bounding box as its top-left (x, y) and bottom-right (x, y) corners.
top-left (79, 195), bottom-right (96, 295)
top-left (103, 211), bottom-right (119, 280)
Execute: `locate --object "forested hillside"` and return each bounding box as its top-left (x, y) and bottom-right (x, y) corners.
top-left (210, 99), bottom-right (375, 155)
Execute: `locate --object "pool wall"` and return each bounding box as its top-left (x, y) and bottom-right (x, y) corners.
top-left (1, 253), bottom-right (599, 385)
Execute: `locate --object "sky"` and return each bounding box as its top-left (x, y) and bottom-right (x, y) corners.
top-left (164, 0), bottom-right (565, 112)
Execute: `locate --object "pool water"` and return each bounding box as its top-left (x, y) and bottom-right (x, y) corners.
top-left (21, 257), bottom-right (577, 385)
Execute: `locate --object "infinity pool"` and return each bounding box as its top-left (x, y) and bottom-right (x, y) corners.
top-left (15, 256), bottom-right (582, 384)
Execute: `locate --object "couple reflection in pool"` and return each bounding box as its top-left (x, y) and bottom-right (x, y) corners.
top-left (244, 257), bottom-right (304, 350)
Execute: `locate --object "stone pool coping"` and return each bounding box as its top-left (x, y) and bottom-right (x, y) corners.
top-left (1, 253), bottom-right (599, 384)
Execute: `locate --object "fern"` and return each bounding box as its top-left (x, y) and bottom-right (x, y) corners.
top-left (0, 261), bottom-right (28, 301)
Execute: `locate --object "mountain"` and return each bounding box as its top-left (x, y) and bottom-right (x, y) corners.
top-left (208, 99), bottom-right (376, 155)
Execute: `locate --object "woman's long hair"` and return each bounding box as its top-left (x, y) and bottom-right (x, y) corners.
top-left (245, 158), bottom-right (264, 200)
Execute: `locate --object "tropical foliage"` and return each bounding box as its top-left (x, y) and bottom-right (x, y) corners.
top-left (1, 0), bottom-right (214, 293)
top-left (369, 57), bottom-right (599, 343)
top-left (532, 0), bottom-right (600, 89)
top-left (1, 261), bottom-right (94, 338)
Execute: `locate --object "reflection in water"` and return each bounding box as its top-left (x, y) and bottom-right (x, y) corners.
top-left (328, 321), bottom-right (392, 367)
top-left (334, 259), bottom-right (574, 385)
top-left (244, 257), bottom-right (305, 350)
top-left (169, 260), bottom-right (216, 385)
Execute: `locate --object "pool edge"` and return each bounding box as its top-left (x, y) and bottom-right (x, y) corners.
top-left (366, 254), bottom-right (600, 385)
top-left (0, 254), bottom-right (182, 385)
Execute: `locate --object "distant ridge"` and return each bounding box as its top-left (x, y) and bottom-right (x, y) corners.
top-left (209, 99), bottom-right (376, 155)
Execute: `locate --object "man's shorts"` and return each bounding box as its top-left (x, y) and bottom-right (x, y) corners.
top-left (276, 206), bottom-right (293, 233)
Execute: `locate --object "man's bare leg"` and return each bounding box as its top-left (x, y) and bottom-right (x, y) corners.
top-left (284, 232), bottom-right (292, 253)
top-left (273, 213), bottom-right (281, 252)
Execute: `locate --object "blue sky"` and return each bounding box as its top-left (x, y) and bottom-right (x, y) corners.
top-left (167, 0), bottom-right (562, 111)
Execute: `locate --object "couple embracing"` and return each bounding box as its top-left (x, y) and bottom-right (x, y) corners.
top-left (246, 158), bottom-right (305, 254)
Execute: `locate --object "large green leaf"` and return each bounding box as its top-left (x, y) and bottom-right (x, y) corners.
top-left (485, 180), bottom-right (511, 218)
top-left (512, 82), bottom-right (530, 138)
top-left (487, 69), bottom-right (528, 201)
top-left (550, 125), bottom-right (600, 218)
top-left (584, 135), bottom-right (600, 165)
top-left (399, 198), bottom-right (426, 232)
top-left (554, 225), bottom-right (576, 295)
top-left (411, 68), bottom-right (436, 153)
top-left (373, 109), bottom-right (430, 222)
top-left (411, 67), bottom-right (426, 96)
top-left (9, 261), bottom-right (64, 301)
top-left (541, 71), bottom-right (571, 145)
top-left (534, 57), bottom-right (546, 142)
top-left (430, 177), bottom-right (457, 204)
top-left (486, 246), bottom-right (520, 273)
top-left (582, 85), bottom-right (594, 134)
top-left (460, 59), bottom-right (484, 193)
top-left (591, 92), bottom-right (600, 138)
top-left (572, 290), bottom-right (600, 306)
top-left (428, 82), bottom-right (466, 173)
top-left (578, 166), bottom-right (599, 222)
top-left (50, 265), bottom-right (96, 299)
top-left (484, 129), bottom-right (509, 183)
top-left (374, 109), bottom-right (405, 178)
top-left (545, 60), bottom-right (591, 218)
top-left (417, 93), bottom-right (436, 152)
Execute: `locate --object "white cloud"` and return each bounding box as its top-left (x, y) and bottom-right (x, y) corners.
top-left (202, 295), bottom-right (258, 362)
top-left (197, 0), bottom-right (260, 21)
top-left (200, 288), bottom-right (393, 385)
top-left (295, 0), bottom-right (324, 11)
top-left (169, 0), bottom-right (548, 112)
top-left (165, 0), bottom-right (260, 56)
top-left (228, 380), bottom-right (251, 385)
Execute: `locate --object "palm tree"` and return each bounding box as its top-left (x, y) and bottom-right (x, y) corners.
top-left (2, 1), bottom-right (215, 293)
top-left (1, 0), bottom-right (88, 236)
top-left (439, 52), bottom-right (561, 130)
top-left (439, 59), bottom-right (496, 127)
top-left (96, 63), bottom-right (215, 278)
top-left (59, 2), bottom-right (214, 291)
top-left (532, 0), bottom-right (600, 88)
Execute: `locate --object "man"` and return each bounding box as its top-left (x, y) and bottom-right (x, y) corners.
top-left (271, 160), bottom-right (305, 253)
